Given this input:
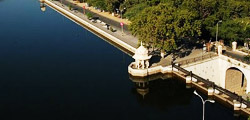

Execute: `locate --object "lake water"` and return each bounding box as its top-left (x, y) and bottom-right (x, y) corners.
top-left (0, 0), bottom-right (248, 119)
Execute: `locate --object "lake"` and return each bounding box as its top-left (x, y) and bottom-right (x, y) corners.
top-left (0, 0), bottom-right (247, 119)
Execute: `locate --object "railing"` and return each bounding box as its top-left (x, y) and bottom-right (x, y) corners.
top-left (172, 63), bottom-right (250, 107)
top-left (177, 53), bottom-right (218, 66)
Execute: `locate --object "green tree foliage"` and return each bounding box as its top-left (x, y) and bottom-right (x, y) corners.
top-left (218, 20), bottom-right (243, 44)
top-left (129, 0), bottom-right (249, 51)
top-left (86, 0), bottom-right (106, 10)
top-left (86, 12), bottom-right (93, 19)
top-left (123, 3), bottom-right (147, 20)
top-left (130, 3), bottom-right (201, 52)
top-left (83, 0), bottom-right (250, 50)
top-left (105, 0), bottom-right (120, 12)
top-left (202, 0), bottom-right (250, 43)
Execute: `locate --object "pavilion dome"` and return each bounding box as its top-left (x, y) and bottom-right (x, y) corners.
top-left (133, 42), bottom-right (152, 60)
top-left (137, 88), bottom-right (149, 98)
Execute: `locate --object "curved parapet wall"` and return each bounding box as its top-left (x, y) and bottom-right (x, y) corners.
top-left (182, 54), bottom-right (250, 93)
top-left (128, 62), bottom-right (172, 77)
top-left (44, 0), bottom-right (136, 54)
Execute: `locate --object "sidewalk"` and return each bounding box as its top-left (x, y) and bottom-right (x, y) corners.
top-left (224, 50), bottom-right (250, 64)
top-left (67, 0), bottom-right (131, 25)
top-left (60, 0), bottom-right (131, 33)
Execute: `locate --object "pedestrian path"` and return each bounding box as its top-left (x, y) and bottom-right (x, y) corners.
top-left (224, 50), bottom-right (250, 64)
top-left (66, 0), bottom-right (131, 25)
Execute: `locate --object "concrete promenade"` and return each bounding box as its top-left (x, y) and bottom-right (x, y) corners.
top-left (62, 0), bottom-right (131, 25)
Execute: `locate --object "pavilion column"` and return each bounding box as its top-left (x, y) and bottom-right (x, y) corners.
top-left (132, 42), bottom-right (152, 70)
top-left (141, 60), bottom-right (145, 69)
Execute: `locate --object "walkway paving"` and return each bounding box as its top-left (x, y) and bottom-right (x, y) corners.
top-left (224, 50), bottom-right (250, 64)
top-left (151, 49), bottom-right (217, 67)
top-left (66, 0), bottom-right (131, 24)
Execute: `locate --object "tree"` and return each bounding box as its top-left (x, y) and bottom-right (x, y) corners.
top-left (130, 3), bottom-right (201, 52)
top-left (81, 0), bottom-right (250, 47)
top-left (123, 3), bottom-right (147, 20)
top-left (105, 0), bottom-right (119, 12)
top-left (217, 20), bottom-right (242, 44)
top-left (202, 0), bottom-right (250, 44)
top-left (94, 0), bottom-right (107, 11)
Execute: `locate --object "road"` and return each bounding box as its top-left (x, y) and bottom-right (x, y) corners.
top-left (60, 0), bottom-right (130, 34)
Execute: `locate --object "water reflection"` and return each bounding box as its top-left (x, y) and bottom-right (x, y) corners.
top-left (131, 74), bottom-right (194, 110)
top-left (130, 74), bottom-right (248, 119)
top-left (40, 2), bottom-right (46, 12)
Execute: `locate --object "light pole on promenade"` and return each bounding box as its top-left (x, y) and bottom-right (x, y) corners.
top-left (216, 20), bottom-right (222, 43)
top-left (116, 8), bottom-right (126, 19)
top-left (120, 8), bottom-right (126, 19)
top-left (193, 90), bottom-right (215, 120)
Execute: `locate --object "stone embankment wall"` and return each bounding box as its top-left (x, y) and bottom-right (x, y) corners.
top-left (182, 55), bottom-right (250, 93)
top-left (44, 0), bottom-right (136, 54)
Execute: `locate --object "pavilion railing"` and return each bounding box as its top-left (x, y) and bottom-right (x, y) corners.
top-left (177, 53), bottom-right (218, 66)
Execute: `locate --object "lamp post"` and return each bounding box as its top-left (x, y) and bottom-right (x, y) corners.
top-left (116, 8), bottom-right (126, 19)
top-left (116, 8), bottom-right (119, 16)
top-left (194, 90), bottom-right (215, 120)
top-left (120, 8), bottom-right (126, 19)
top-left (83, 5), bottom-right (86, 14)
top-left (120, 22), bottom-right (124, 35)
top-left (216, 20), bottom-right (222, 43)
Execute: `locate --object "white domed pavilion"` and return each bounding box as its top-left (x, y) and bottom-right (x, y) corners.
top-left (132, 42), bottom-right (152, 69)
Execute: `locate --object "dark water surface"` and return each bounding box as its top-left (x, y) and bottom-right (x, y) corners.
top-left (0, 0), bottom-right (247, 119)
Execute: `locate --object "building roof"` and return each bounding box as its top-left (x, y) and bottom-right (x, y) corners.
top-left (133, 42), bottom-right (152, 60)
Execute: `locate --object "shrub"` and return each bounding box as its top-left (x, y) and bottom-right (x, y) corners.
top-left (68, 4), bottom-right (72, 10)
top-left (110, 26), bottom-right (116, 32)
top-left (86, 12), bottom-right (93, 19)
top-left (244, 55), bottom-right (250, 61)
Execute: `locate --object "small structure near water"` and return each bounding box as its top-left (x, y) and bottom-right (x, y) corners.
top-left (40, 0), bottom-right (46, 12)
top-left (132, 42), bottom-right (152, 69)
top-left (128, 42), bottom-right (172, 77)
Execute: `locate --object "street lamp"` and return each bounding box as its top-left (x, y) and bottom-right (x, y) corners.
top-left (115, 8), bottom-right (119, 15)
top-left (120, 8), bottom-right (126, 19)
top-left (216, 20), bottom-right (222, 43)
top-left (193, 90), bottom-right (215, 120)
top-left (116, 8), bottom-right (126, 19)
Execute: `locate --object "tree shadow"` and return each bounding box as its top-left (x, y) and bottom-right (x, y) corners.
top-left (174, 38), bottom-right (204, 58)
top-left (177, 49), bottom-right (192, 58)
top-left (149, 56), bottom-right (161, 65)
